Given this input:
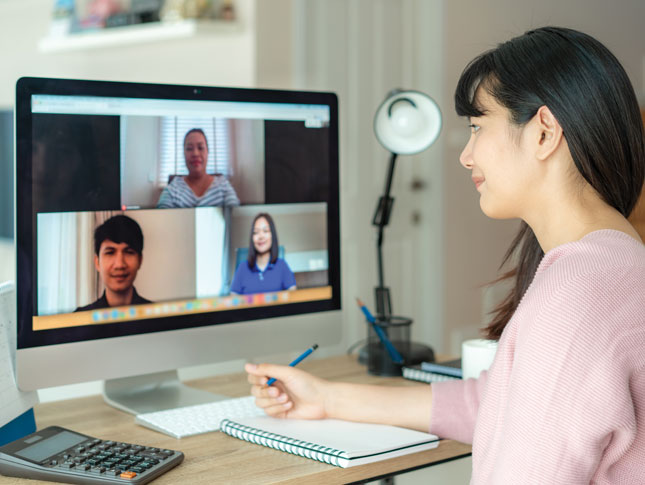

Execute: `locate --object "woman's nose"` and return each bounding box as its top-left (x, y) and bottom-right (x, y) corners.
top-left (459, 137), bottom-right (474, 169)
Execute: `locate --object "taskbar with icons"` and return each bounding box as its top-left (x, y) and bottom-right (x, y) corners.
top-left (32, 287), bottom-right (332, 331)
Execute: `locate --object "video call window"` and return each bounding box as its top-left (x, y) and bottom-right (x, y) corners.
top-left (120, 115), bottom-right (264, 209)
top-left (29, 94), bottom-right (334, 331)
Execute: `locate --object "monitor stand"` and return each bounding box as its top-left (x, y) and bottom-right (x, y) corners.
top-left (103, 370), bottom-right (229, 415)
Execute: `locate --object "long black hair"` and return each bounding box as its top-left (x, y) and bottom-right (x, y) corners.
top-left (247, 213), bottom-right (280, 269)
top-left (455, 26), bottom-right (645, 340)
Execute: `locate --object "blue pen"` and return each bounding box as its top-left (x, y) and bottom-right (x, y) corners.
top-left (356, 298), bottom-right (404, 365)
top-left (267, 344), bottom-right (318, 386)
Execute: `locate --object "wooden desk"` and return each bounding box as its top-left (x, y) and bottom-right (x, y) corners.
top-left (22, 356), bottom-right (471, 484)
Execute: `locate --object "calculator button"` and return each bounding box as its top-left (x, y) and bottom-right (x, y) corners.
top-left (89, 466), bottom-right (106, 474)
top-left (120, 471), bottom-right (137, 479)
top-left (140, 451), bottom-right (162, 458)
top-left (49, 460), bottom-right (58, 466)
top-left (58, 463), bottom-right (75, 469)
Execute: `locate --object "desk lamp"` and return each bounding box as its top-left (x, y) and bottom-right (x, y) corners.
top-left (365, 89), bottom-right (442, 372)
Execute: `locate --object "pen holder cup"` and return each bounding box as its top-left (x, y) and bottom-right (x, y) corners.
top-left (367, 316), bottom-right (412, 377)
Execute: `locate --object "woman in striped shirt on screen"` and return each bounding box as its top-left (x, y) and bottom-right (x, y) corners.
top-left (157, 128), bottom-right (240, 208)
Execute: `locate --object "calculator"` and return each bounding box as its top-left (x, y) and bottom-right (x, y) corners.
top-left (0, 426), bottom-right (183, 484)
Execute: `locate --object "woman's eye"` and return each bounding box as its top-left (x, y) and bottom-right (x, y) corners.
top-left (468, 123), bottom-right (480, 134)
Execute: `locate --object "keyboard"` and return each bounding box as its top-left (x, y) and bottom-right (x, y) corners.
top-left (135, 396), bottom-right (265, 439)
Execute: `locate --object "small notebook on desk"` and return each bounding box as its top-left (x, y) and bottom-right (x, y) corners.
top-left (421, 359), bottom-right (462, 378)
top-left (220, 416), bottom-right (439, 468)
top-left (402, 359), bottom-right (462, 384)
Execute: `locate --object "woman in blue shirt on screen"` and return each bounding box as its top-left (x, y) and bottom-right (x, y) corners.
top-left (230, 213), bottom-right (296, 295)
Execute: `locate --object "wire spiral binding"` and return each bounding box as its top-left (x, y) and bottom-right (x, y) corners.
top-left (220, 419), bottom-right (349, 467)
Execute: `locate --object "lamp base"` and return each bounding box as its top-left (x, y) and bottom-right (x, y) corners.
top-left (358, 341), bottom-right (435, 377)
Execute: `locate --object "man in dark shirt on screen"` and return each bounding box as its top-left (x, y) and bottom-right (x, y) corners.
top-left (75, 215), bottom-right (151, 312)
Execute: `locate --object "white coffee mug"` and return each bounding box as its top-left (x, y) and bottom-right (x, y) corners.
top-left (461, 339), bottom-right (498, 380)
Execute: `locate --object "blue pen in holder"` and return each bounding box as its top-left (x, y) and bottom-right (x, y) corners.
top-left (367, 316), bottom-right (411, 377)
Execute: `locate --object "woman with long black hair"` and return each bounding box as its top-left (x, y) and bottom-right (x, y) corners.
top-left (230, 213), bottom-right (296, 295)
top-left (246, 27), bottom-right (645, 482)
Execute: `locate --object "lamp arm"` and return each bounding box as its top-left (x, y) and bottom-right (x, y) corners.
top-left (372, 152), bottom-right (398, 317)
top-left (372, 152), bottom-right (398, 229)
top-left (382, 152), bottom-right (398, 202)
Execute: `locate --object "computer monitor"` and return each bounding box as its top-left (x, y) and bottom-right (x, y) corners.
top-left (14, 77), bottom-right (341, 414)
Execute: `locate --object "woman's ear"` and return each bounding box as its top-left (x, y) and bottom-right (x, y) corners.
top-left (534, 105), bottom-right (564, 161)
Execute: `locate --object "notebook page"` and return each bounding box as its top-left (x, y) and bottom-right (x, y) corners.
top-left (230, 415), bottom-right (438, 458)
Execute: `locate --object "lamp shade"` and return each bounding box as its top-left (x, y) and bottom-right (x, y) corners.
top-left (373, 89), bottom-right (442, 155)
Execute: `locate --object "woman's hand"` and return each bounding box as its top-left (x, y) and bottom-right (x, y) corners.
top-left (247, 362), bottom-right (434, 431)
top-left (246, 363), bottom-right (330, 420)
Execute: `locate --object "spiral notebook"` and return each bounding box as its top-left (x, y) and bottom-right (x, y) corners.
top-left (402, 364), bottom-right (461, 384)
top-left (220, 416), bottom-right (439, 468)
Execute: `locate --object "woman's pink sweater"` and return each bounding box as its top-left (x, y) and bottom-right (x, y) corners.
top-left (430, 230), bottom-right (645, 484)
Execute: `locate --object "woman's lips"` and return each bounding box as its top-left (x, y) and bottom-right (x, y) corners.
top-left (472, 176), bottom-right (485, 189)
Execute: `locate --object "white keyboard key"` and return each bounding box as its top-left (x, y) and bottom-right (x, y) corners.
top-left (135, 396), bottom-right (264, 438)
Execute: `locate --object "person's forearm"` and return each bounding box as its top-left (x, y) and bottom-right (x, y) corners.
top-left (324, 382), bottom-right (432, 432)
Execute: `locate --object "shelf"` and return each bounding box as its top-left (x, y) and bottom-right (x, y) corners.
top-left (38, 19), bottom-right (241, 53)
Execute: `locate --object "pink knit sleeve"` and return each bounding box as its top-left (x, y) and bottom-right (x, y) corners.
top-left (487, 270), bottom-right (641, 483)
top-left (429, 370), bottom-right (488, 444)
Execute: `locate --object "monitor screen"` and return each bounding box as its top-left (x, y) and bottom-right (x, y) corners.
top-left (15, 78), bottom-right (340, 395)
